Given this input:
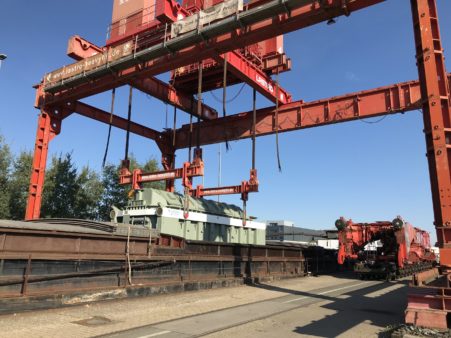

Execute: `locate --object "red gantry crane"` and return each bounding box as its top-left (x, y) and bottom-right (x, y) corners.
top-left (25, 0), bottom-right (451, 329)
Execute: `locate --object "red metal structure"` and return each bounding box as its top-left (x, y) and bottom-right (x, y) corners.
top-left (24, 0), bottom-right (451, 328)
top-left (336, 217), bottom-right (436, 279)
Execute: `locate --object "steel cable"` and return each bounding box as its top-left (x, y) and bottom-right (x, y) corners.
top-left (252, 88), bottom-right (257, 170)
top-left (196, 62), bottom-right (202, 150)
top-left (210, 83), bottom-right (246, 103)
top-left (102, 88), bottom-right (116, 168)
top-left (222, 54), bottom-right (230, 150)
top-left (275, 71), bottom-right (282, 172)
top-left (172, 106), bottom-right (177, 148)
top-left (125, 86), bottom-right (133, 161)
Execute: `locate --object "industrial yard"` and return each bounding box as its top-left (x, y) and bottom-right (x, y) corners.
top-left (0, 274), bottom-right (411, 338)
top-left (1, 0), bottom-right (451, 336)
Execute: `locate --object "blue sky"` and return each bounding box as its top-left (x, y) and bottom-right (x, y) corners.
top-left (1, 1), bottom-right (450, 242)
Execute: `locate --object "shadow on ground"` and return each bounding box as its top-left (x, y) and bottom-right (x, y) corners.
top-left (283, 279), bottom-right (409, 337)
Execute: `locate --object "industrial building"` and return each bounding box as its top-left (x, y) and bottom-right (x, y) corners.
top-left (266, 220), bottom-right (338, 249)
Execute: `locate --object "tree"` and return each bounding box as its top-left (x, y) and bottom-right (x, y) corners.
top-left (41, 153), bottom-right (79, 218)
top-left (75, 166), bottom-right (103, 220)
top-left (8, 151), bottom-right (32, 220)
top-left (142, 158), bottom-right (165, 190)
top-left (0, 135), bottom-right (12, 219)
top-left (97, 164), bottom-right (128, 221)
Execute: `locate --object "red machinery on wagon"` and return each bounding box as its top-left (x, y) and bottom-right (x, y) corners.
top-left (336, 216), bottom-right (436, 280)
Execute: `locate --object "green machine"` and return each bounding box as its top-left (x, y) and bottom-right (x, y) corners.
top-left (110, 188), bottom-right (266, 245)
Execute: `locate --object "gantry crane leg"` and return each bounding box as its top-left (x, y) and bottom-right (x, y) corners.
top-left (406, 0), bottom-right (451, 329)
top-left (25, 111), bottom-right (61, 220)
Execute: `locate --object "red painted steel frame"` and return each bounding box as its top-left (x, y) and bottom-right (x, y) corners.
top-left (35, 0), bottom-right (386, 107)
top-left (120, 155), bottom-right (204, 190)
top-left (214, 52), bottom-right (292, 104)
top-left (411, 0), bottom-right (451, 263)
top-left (26, 112), bottom-right (61, 220)
top-left (65, 36), bottom-right (218, 120)
top-left (404, 0), bottom-right (451, 329)
top-left (172, 75), bottom-right (439, 149)
top-left (191, 169), bottom-right (258, 201)
top-left (25, 74), bottom-right (442, 221)
top-left (25, 0), bottom-right (390, 221)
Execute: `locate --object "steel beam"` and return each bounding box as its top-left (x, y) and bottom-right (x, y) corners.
top-left (65, 35), bottom-right (218, 120)
top-left (25, 101), bottom-right (171, 220)
top-left (25, 112), bottom-right (61, 220)
top-left (38, 0), bottom-right (386, 106)
top-left (213, 52), bottom-right (292, 104)
top-left (411, 0), bottom-right (451, 266)
top-left (171, 75), bottom-right (439, 149)
top-left (130, 77), bottom-right (218, 120)
top-left (72, 101), bottom-right (167, 144)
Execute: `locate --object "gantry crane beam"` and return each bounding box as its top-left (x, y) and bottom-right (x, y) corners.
top-left (171, 75), bottom-right (447, 149)
top-left (25, 100), bottom-right (171, 220)
top-left (72, 101), bottom-right (167, 145)
top-left (130, 77), bottom-right (218, 120)
top-left (65, 36), bottom-right (218, 120)
top-left (37, 0), bottom-right (386, 107)
top-left (24, 72), bottom-right (448, 224)
top-left (213, 52), bottom-right (292, 104)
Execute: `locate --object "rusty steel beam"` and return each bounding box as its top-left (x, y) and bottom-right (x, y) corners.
top-left (37, 0), bottom-right (386, 107)
top-left (25, 113), bottom-right (61, 220)
top-left (65, 35), bottom-right (218, 120)
top-left (25, 100), bottom-right (170, 220)
top-left (213, 52), bottom-right (292, 104)
top-left (172, 75), bottom-right (444, 149)
top-left (411, 0), bottom-right (451, 269)
top-left (72, 101), bottom-right (168, 144)
top-left (130, 77), bottom-right (218, 120)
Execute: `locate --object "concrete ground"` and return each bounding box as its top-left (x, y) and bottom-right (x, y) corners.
top-left (0, 273), bottom-right (408, 338)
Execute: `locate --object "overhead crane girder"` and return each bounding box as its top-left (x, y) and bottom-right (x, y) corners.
top-left (37, 0), bottom-right (386, 107)
top-left (170, 75), bottom-right (448, 149)
top-left (64, 36), bottom-right (218, 120)
top-left (213, 52), bottom-right (292, 104)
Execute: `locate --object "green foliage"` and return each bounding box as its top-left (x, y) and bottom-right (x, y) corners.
top-left (8, 151), bottom-right (32, 220)
top-left (142, 158), bottom-right (165, 190)
top-left (41, 153), bottom-right (79, 218)
top-left (0, 133), bottom-right (165, 221)
top-left (97, 164), bottom-right (128, 221)
top-left (75, 166), bottom-right (103, 220)
top-left (0, 136), bottom-right (12, 219)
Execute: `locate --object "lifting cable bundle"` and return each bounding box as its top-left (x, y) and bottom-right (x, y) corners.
top-left (102, 88), bottom-right (116, 168)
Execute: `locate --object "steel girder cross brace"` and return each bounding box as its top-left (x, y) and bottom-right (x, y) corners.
top-left (411, 0), bottom-right (451, 267)
top-left (24, 101), bottom-right (171, 220)
top-left (24, 70), bottom-right (448, 221)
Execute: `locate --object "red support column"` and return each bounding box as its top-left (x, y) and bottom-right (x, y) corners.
top-left (25, 111), bottom-right (61, 220)
top-left (411, 0), bottom-right (451, 264)
top-left (406, 0), bottom-right (451, 329)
